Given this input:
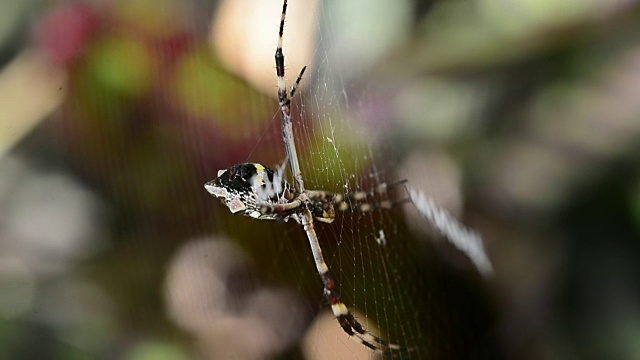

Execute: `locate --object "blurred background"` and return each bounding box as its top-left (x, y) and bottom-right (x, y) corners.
top-left (1, 0), bottom-right (640, 359)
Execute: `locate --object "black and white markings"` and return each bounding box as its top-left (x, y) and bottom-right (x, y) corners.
top-left (205, 163), bottom-right (290, 221)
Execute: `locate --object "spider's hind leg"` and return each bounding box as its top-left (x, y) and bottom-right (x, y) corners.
top-left (334, 179), bottom-right (411, 213)
top-left (373, 179), bottom-right (408, 196)
top-left (332, 299), bottom-right (416, 356)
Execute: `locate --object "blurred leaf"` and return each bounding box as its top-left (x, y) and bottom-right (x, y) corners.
top-left (86, 37), bottom-right (153, 97)
top-left (125, 340), bottom-right (189, 360)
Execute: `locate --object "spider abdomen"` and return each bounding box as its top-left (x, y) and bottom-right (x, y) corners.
top-left (205, 163), bottom-right (293, 220)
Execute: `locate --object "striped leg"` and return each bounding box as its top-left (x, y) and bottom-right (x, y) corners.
top-left (290, 66), bottom-right (306, 98)
top-left (275, 0), bottom-right (305, 194)
top-left (300, 209), bottom-right (409, 355)
top-left (328, 180), bottom-right (411, 213)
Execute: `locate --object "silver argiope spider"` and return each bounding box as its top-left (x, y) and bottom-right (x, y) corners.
top-left (206, 162), bottom-right (408, 224)
top-left (205, 0), bottom-right (413, 354)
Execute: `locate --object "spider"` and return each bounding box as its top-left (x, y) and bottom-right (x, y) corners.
top-left (205, 162), bottom-right (408, 224)
top-left (205, 0), bottom-right (413, 354)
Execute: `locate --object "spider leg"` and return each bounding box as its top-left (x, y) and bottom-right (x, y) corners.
top-left (354, 179), bottom-right (409, 199)
top-left (275, 0), bottom-right (288, 106)
top-left (300, 211), bottom-right (415, 355)
top-left (276, 0), bottom-right (305, 193)
top-left (374, 179), bottom-right (408, 196)
top-left (324, 279), bottom-right (406, 355)
top-left (307, 180), bottom-right (408, 206)
top-left (290, 66), bottom-right (307, 98)
top-left (352, 198), bottom-right (412, 213)
top-left (258, 199), bottom-right (302, 221)
top-left (331, 179), bottom-right (411, 213)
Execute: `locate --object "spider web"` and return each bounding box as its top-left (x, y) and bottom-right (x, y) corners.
top-left (207, 0), bottom-right (494, 358)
